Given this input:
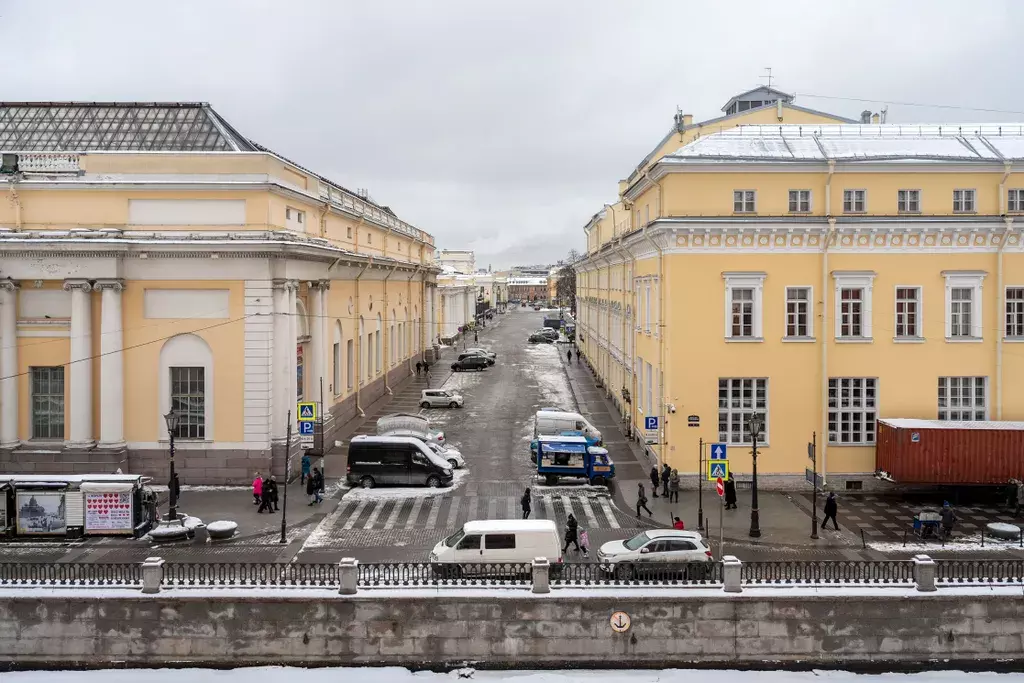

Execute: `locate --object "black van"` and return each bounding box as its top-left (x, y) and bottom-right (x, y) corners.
top-left (346, 436), bottom-right (454, 489)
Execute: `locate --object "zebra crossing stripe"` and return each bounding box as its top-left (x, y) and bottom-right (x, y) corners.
top-left (444, 497), bottom-right (461, 529)
top-left (466, 496), bottom-right (479, 522)
top-left (579, 496), bottom-right (599, 529)
top-left (486, 497), bottom-right (497, 519)
top-left (383, 499), bottom-right (404, 529)
top-left (342, 500), bottom-right (368, 530)
top-left (362, 500), bottom-right (386, 529)
top-left (424, 496), bottom-right (441, 529)
top-left (600, 498), bottom-right (620, 529)
top-left (407, 497), bottom-right (425, 527)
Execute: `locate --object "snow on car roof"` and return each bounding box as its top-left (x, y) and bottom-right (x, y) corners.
top-left (463, 519), bottom-right (557, 533)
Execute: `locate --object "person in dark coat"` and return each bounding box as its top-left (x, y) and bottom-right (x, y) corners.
top-left (520, 488), bottom-right (532, 519)
top-left (257, 476), bottom-right (274, 513)
top-left (415, 361), bottom-right (423, 376)
top-left (724, 473), bottom-right (738, 510)
top-left (306, 469), bottom-right (317, 505)
top-left (171, 473), bottom-right (181, 504)
top-left (822, 492), bottom-right (839, 530)
top-left (940, 501), bottom-right (957, 539)
top-left (636, 483), bottom-right (653, 517)
top-left (301, 452), bottom-right (311, 486)
top-left (562, 513), bottom-right (580, 554)
top-left (566, 349), bottom-right (573, 364)
top-left (660, 464), bottom-right (671, 497)
top-left (668, 469), bottom-right (680, 503)
top-left (313, 468), bottom-right (325, 504)
top-left (649, 467), bottom-right (660, 497)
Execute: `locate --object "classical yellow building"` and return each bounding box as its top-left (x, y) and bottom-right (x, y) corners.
top-left (577, 90), bottom-right (1024, 488)
top-left (0, 102), bottom-right (441, 483)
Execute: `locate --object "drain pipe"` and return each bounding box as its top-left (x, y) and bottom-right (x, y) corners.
top-left (407, 265), bottom-right (422, 373)
top-left (7, 177), bottom-right (22, 230)
top-left (819, 161), bottom-right (836, 488)
top-left (383, 264), bottom-right (398, 396)
top-left (997, 214), bottom-right (1014, 419)
top-left (354, 256), bottom-right (373, 417)
top-left (614, 239), bottom-right (633, 423)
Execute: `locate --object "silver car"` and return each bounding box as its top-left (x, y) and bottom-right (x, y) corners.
top-left (420, 389), bottom-right (464, 409)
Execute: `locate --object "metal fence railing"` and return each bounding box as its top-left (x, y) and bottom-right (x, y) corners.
top-left (741, 560), bottom-right (915, 585)
top-left (0, 562), bottom-right (143, 587)
top-left (163, 562), bottom-right (338, 587)
top-left (935, 559), bottom-right (1024, 584)
top-left (357, 562), bottom-right (532, 587)
top-left (551, 561), bottom-right (722, 587)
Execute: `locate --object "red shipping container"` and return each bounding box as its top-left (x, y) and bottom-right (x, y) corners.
top-left (876, 418), bottom-right (1024, 485)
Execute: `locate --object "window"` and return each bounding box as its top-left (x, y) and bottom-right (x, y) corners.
top-left (788, 190), bottom-right (811, 213)
top-left (367, 232), bottom-right (372, 244)
top-left (1008, 189), bottom-right (1024, 212)
top-left (944, 271), bottom-right (985, 340)
top-left (347, 226), bottom-right (353, 238)
top-left (733, 190), bottom-right (756, 213)
top-left (843, 189), bottom-right (866, 213)
top-left (636, 357), bottom-right (644, 412)
top-left (346, 339), bottom-right (354, 389)
top-left (785, 287), bottom-right (811, 338)
top-left (953, 189), bottom-right (976, 213)
top-left (457, 535), bottom-right (481, 550)
top-left (833, 272), bottom-right (875, 340)
top-left (485, 534), bottom-right (516, 550)
top-left (950, 288), bottom-right (973, 337)
top-left (645, 283), bottom-right (651, 333)
top-left (646, 362), bottom-right (653, 418)
top-left (894, 287), bottom-right (921, 339)
top-left (828, 378), bottom-right (877, 445)
top-left (333, 342), bottom-right (341, 394)
top-left (718, 378), bottom-right (768, 445)
top-left (30, 366), bottom-right (64, 440)
top-left (897, 190), bottom-right (920, 213)
top-left (1007, 287), bottom-right (1024, 338)
top-left (723, 272), bottom-right (766, 340)
top-left (938, 376), bottom-right (987, 421)
top-left (170, 367), bottom-right (205, 439)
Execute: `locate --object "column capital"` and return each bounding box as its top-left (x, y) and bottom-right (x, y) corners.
top-left (309, 279), bottom-right (331, 291)
top-left (0, 279), bottom-right (19, 293)
top-left (93, 279), bottom-right (125, 292)
top-left (272, 278), bottom-right (299, 292)
top-left (63, 279), bottom-right (93, 292)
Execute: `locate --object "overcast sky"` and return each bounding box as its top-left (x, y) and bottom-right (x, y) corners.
top-left (2, 1), bottom-right (1024, 268)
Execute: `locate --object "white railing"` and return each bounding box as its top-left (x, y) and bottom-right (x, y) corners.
top-left (16, 152), bottom-right (81, 174)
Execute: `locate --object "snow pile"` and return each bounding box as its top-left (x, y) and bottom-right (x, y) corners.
top-left (340, 469), bottom-right (469, 501)
top-left (530, 484), bottom-right (611, 499)
top-left (868, 534), bottom-right (1021, 553)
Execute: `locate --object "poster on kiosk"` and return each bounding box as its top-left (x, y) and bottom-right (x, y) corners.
top-left (81, 483), bottom-right (135, 535)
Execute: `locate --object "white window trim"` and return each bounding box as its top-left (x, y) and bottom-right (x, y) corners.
top-left (893, 285), bottom-right (923, 342)
top-left (953, 188), bottom-right (977, 214)
top-left (827, 377), bottom-right (879, 446)
top-left (1008, 189), bottom-right (1024, 213)
top-left (833, 271), bottom-right (876, 342)
top-left (943, 270), bottom-right (986, 342)
top-left (718, 377), bottom-right (770, 446)
top-left (897, 189), bottom-right (921, 214)
top-left (1006, 285), bottom-right (1024, 341)
top-left (723, 272), bottom-right (766, 341)
top-left (783, 285), bottom-right (814, 341)
top-left (843, 189), bottom-right (867, 214)
top-left (938, 376), bottom-right (989, 421)
top-left (733, 189), bottom-right (757, 214)
top-left (788, 189), bottom-right (812, 213)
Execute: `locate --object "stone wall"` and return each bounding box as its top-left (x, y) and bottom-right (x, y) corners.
top-left (2, 588), bottom-right (1023, 668)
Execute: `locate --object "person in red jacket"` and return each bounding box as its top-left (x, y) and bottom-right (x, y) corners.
top-left (672, 517), bottom-right (685, 530)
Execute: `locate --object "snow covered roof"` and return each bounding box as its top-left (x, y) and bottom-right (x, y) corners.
top-left (880, 418), bottom-right (1024, 431)
top-left (665, 123), bottom-right (1024, 163)
top-left (720, 86), bottom-right (794, 112)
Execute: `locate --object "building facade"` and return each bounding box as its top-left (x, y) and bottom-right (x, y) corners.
top-left (576, 115), bottom-right (1024, 487)
top-left (0, 102), bottom-right (439, 483)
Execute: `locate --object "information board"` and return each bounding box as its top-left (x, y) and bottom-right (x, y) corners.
top-left (84, 491), bottom-right (134, 533)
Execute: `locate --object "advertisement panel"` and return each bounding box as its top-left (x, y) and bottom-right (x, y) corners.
top-left (84, 491), bottom-right (134, 533)
top-left (16, 491), bottom-right (67, 535)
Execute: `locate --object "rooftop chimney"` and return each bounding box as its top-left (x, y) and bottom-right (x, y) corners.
top-left (682, 114), bottom-right (693, 127)
top-left (871, 113), bottom-right (880, 124)
top-left (860, 110), bottom-right (872, 124)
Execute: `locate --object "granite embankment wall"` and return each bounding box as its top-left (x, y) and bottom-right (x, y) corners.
top-left (2, 588), bottom-right (1023, 669)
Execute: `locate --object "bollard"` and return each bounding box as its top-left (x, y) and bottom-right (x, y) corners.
top-left (913, 554), bottom-right (936, 592)
top-left (531, 557), bottom-right (551, 594)
top-left (722, 555), bottom-right (742, 593)
top-left (338, 557), bottom-right (358, 595)
top-left (141, 556), bottom-right (165, 594)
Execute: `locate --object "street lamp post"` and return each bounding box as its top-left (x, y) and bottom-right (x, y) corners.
top-left (748, 413), bottom-right (764, 538)
top-left (163, 410), bottom-right (181, 522)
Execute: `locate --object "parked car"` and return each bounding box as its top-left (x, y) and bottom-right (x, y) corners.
top-left (346, 435), bottom-right (453, 489)
top-left (596, 530), bottom-right (714, 579)
top-left (458, 351), bottom-right (495, 367)
top-left (534, 328), bottom-right (559, 340)
top-left (451, 356), bottom-right (489, 372)
top-left (465, 347), bottom-right (497, 361)
top-left (420, 389), bottom-right (464, 409)
top-left (376, 413), bottom-right (445, 444)
top-left (420, 439), bottom-right (466, 469)
top-left (429, 519), bottom-right (562, 577)
top-left (529, 333), bottom-right (555, 344)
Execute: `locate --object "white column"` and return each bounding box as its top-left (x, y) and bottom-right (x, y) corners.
top-left (65, 279), bottom-right (94, 448)
top-left (0, 280), bottom-right (19, 448)
top-left (271, 279), bottom-right (291, 443)
top-left (288, 282), bottom-right (298, 433)
top-left (309, 280), bottom-right (329, 416)
top-left (96, 279), bottom-right (125, 448)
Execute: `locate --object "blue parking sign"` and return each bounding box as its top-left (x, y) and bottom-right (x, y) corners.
top-left (299, 421), bottom-right (315, 435)
top-left (645, 416), bottom-right (659, 430)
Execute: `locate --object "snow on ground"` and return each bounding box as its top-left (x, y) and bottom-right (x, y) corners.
top-left (868, 534), bottom-right (1022, 553)
top-left (337, 469), bottom-right (468, 502)
top-left (2, 667), bottom-right (1022, 683)
top-left (522, 345), bottom-right (575, 411)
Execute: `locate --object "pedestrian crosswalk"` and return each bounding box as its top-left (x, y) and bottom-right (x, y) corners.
top-left (327, 492), bottom-right (631, 533)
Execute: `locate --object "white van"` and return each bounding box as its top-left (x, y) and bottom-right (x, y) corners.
top-left (534, 410), bottom-right (602, 444)
top-left (429, 519), bottom-right (561, 576)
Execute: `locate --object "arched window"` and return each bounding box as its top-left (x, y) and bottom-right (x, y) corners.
top-left (376, 313), bottom-right (382, 374)
top-left (391, 309), bottom-right (396, 365)
top-left (333, 321), bottom-right (343, 395)
top-left (159, 333), bottom-right (213, 441)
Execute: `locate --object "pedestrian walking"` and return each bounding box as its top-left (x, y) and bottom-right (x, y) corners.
top-left (415, 361), bottom-right (422, 376)
top-left (649, 467), bottom-right (660, 498)
top-left (636, 484), bottom-right (653, 517)
top-left (306, 468), bottom-right (317, 506)
top-left (567, 349), bottom-right (573, 364)
top-left (562, 513), bottom-right (580, 554)
top-left (313, 467), bottom-right (325, 504)
top-left (520, 488), bottom-right (532, 519)
top-left (940, 501), bottom-right (958, 539)
top-left (257, 475), bottom-right (274, 513)
top-left (268, 475), bottom-right (279, 512)
top-left (724, 473), bottom-right (738, 509)
top-left (474, 331), bottom-right (479, 343)
top-left (672, 516), bottom-right (685, 530)
top-left (1013, 479), bottom-right (1024, 517)
top-left (252, 472), bottom-right (263, 506)
top-left (579, 528), bottom-right (590, 558)
top-left (668, 469), bottom-right (680, 503)
top-left (660, 464), bottom-right (671, 497)
top-left (301, 451), bottom-right (311, 486)
top-left (822, 491), bottom-right (839, 530)
top-left (171, 473), bottom-right (181, 504)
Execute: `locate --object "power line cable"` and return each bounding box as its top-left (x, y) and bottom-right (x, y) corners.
top-left (796, 91), bottom-right (1024, 117)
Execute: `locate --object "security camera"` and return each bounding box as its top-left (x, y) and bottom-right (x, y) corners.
top-left (667, 403), bottom-right (677, 414)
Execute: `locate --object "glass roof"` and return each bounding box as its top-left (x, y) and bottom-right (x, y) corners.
top-left (0, 102), bottom-right (256, 152)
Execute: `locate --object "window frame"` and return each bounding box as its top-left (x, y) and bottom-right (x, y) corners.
top-left (717, 377), bottom-right (769, 446)
top-left (30, 366), bottom-right (65, 441)
top-left (943, 271), bottom-right (986, 341)
top-left (827, 377), bottom-right (878, 445)
top-left (1008, 189), bottom-right (1024, 213)
top-left (784, 286), bottom-right (813, 340)
top-left (953, 188), bottom-right (976, 214)
top-left (938, 376), bottom-right (988, 421)
top-left (733, 190), bottom-right (756, 214)
top-left (893, 285), bottom-right (922, 340)
top-left (842, 189), bottom-right (866, 214)
top-left (723, 272), bottom-right (766, 341)
top-left (897, 189), bottom-right (921, 214)
top-left (833, 271), bottom-right (875, 342)
top-left (1006, 286), bottom-right (1024, 339)
top-left (169, 366), bottom-right (206, 440)
top-left (788, 189), bottom-right (811, 213)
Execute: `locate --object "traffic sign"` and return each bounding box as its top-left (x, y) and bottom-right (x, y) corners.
top-left (805, 468), bottom-right (823, 490)
top-left (644, 416), bottom-right (659, 430)
top-left (707, 460), bottom-right (729, 481)
top-left (716, 477), bottom-right (725, 497)
top-left (710, 443), bottom-right (727, 460)
top-left (610, 611), bottom-right (631, 633)
top-left (297, 402), bottom-right (317, 421)
top-left (299, 421), bottom-right (315, 436)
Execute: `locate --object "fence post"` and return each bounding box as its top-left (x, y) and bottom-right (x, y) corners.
top-left (141, 556), bottom-right (165, 594)
top-left (338, 557), bottom-right (358, 595)
top-left (722, 555), bottom-right (742, 593)
top-left (913, 554), bottom-right (936, 592)
top-left (532, 557), bottom-right (551, 594)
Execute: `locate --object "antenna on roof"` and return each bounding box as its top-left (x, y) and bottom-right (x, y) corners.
top-left (761, 67), bottom-right (774, 90)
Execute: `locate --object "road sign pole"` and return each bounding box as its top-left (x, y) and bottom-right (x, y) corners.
top-left (810, 432), bottom-right (819, 540)
top-left (720, 485), bottom-right (725, 559)
top-left (697, 438), bottom-right (704, 532)
top-left (280, 410), bottom-right (291, 545)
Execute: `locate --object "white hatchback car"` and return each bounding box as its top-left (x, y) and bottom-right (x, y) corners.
top-left (597, 529), bottom-right (713, 579)
top-left (425, 441), bottom-right (466, 469)
top-left (420, 389), bottom-right (464, 409)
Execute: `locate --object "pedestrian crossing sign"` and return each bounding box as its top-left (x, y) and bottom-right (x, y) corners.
top-left (297, 402), bottom-right (317, 421)
top-left (707, 460), bottom-right (729, 481)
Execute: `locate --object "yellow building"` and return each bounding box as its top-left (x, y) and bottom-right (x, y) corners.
top-left (0, 102), bottom-right (439, 483)
top-left (577, 97), bottom-right (1024, 489)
